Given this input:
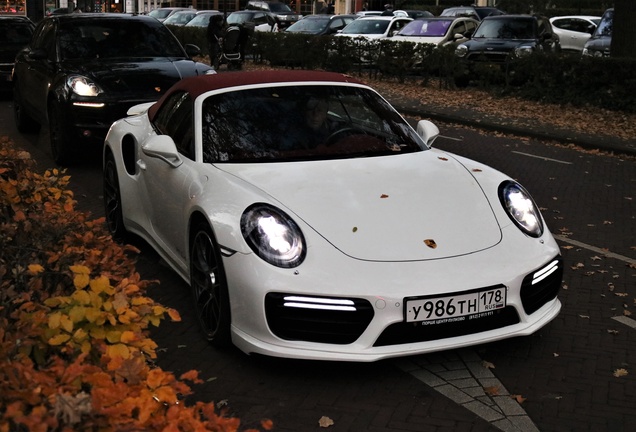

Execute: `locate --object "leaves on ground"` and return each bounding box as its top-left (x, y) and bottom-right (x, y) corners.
top-left (318, 416), bottom-right (334, 428)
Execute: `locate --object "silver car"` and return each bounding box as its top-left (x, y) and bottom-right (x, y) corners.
top-left (549, 15), bottom-right (600, 52)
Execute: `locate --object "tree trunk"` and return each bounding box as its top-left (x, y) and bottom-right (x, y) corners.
top-left (611, 0), bottom-right (636, 58)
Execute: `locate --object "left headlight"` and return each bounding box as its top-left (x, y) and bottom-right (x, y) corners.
top-left (498, 181), bottom-right (544, 238)
top-left (514, 45), bottom-right (534, 58)
top-left (241, 203), bottom-right (306, 268)
top-left (67, 75), bottom-right (103, 97)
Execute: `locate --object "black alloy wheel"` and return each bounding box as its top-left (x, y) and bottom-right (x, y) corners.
top-left (190, 223), bottom-right (232, 347)
top-left (48, 102), bottom-right (73, 165)
top-left (13, 82), bottom-right (39, 133)
top-left (103, 152), bottom-right (128, 240)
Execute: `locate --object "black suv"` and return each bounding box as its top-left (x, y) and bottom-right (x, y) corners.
top-left (12, 13), bottom-right (213, 164)
top-left (582, 8), bottom-right (612, 57)
top-left (245, 1), bottom-right (301, 29)
top-left (454, 14), bottom-right (560, 85)
top-left (440, 6), bottom-right (505, 21)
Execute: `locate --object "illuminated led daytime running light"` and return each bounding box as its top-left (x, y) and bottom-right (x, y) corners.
top-left (532, 260), bottom-right (559, 285)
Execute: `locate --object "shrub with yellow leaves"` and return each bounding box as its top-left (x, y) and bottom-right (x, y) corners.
top-left (0, 138), bottom-right (269, 431)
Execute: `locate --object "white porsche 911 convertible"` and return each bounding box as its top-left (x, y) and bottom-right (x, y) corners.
top-left (103, 70), bottom-right (563, 362)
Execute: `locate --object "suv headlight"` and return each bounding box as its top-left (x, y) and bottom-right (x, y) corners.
top-left (67, 75), bottom-right (103, 97)
top-left (514, 45), bottom-right (533, 58)
top-left (241, 203), bottom-right (306, 268)
top-left (455, 44), bottom-right (468, 58)
top-left (498, 181), bottom-right (544, 238)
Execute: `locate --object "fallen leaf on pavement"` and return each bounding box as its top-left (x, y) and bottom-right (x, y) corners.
top-left (511, 394), bottom-right (527, 404)
top-left (319, 416), bottom-right (335, 428)
top-left (613, 369), bottom-right (629, 378)
top-left (484, 386), bottom-right (500, 396)
top-left (481, 360), bottom-right (495, 369)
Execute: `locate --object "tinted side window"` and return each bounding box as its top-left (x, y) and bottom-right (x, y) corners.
top-left (32, 20), bottom-right (56, 60)
top-left (153, 91), bottom-right (195, 160)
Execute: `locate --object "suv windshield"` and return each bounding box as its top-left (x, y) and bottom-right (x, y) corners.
top-left (594, 9), bottom-right (613, 37)
top-left (201, 85), bottom-right (426, 163)
top-left (474, 17), bottom-right (535, 39)
top-left (341, 19), bottom-right (390, 35)
top-left (398, 19), bottom-right (453, 37)
top-left (58, 19), bottom-right (185, 60)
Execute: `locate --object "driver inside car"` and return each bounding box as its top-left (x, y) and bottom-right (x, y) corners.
top-left (300, 97), bottom-right (341, 148)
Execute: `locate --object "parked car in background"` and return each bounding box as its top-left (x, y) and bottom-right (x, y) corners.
top-left (184, 10), bottom-right (223, 28)
top-left (162, 9), bottom-right (200, 26)
top-left (549, 15), bottom-right (600, 52)
top-left (441, 6), bottom-right (505, 21)
top-left (454, 14), bottom-right (560, 86)
top-left (12, 13), bottom-right (214, 165)
top-left (393, 9), bottom-right (434, 19)
top-left (582, 8), bottom-right (612, 57)
top-left (103, 69), bottom-right (563, 362)
top-left (355, 10), bottom-right (382, 18)
top-left (148, 7), bottom-right (191, 22)
top-left (245, 0), bottom-right (301, 29)
top-left (335, 15), bottom-right (412, 40)
top-left (0, 15), bottom-right (34, 91)
top-left (286, 14), bottom-right (357, 36)
top-left (393, 16), bottom-right (479, 49)
top-left (226, 10), bottom-right (278, 33)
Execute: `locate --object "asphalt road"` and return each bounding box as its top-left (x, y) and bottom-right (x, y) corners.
top-left (1, 93), bottom-right (634, 432)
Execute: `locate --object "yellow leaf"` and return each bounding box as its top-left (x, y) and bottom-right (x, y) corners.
top-left (90, 276), bottom-right (113, 295)
top-left (81, 340), bottom-right (91, 354)
top-left (90, 327), bottom-right (106, 339)
top-left (71, 290), bottom-right (91, 305)
top-left (106, 331), bottom-right (122, 344)
top-left (28, 264), bottom-right (45, 274)
top-left (107, 343), bottom-right (131, 359)
top-left (68, 306), bottom-right (86, 323)
top-left (49, 312), bottom-right (62, 329)
top-left (60, 314), bottom-right (74, 333)
top-left (131, 297), bottom-right (152, 306)
top-left (70, 265), bottom-right (90, 275)
top-left (120, 331), bottom-right (137, 343)
top-left (73, 273), bottom-right (90, 290)
top-left (73, 328), bottom-right (88, 342)
top-left (167, 309), bottom-right (181, 322)
top-left (49, 334), bottom-right (71, 346)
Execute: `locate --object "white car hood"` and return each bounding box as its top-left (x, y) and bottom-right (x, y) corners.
top-left (220, 151), bottom-right (502, 261)
top-left (393, 35), bottom-right (445, 45)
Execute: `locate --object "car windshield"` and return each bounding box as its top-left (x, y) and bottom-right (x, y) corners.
top-left (58, 19), bottom-right (186, 60)
top-left (474, 18), bottom-right (535, 39)
top-left (341, 19), bottom-right (390, 35)
top-left (0, 21), bottom-right (33, 45)
top-left (186, 14), bottom-right (211, 27)
top-left (268, 3), bottom-right (292, 13)
top-left (398, 19), bottom-right (452, 37)
top-left (148, 9), bottom-right (172, 19)
top-left (227, 13), bottom-right (252, 25)
top-left (287, 18), bottom-right (328, 33)
top-left (594, 10), bottom-right (613, 36)
top-left (201, 85), bottom-right (426, 163)
top-left (163, 11), bottom-right (197, 25)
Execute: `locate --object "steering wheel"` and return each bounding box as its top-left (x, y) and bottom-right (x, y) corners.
top-left (325, 127), bottom-right (356, 147)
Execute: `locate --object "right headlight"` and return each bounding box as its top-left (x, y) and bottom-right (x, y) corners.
top-left (241, 203), bottom-right (306, 268)
top-left (455, 44), bottom-right (468, 58)
top-left (67, 75), bottom-right (103, 97)
top-left (498, 181), bottom-right (544, 238)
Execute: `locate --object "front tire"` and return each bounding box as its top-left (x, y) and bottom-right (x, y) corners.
top-left (190, 223), bottom-right (232, 347)
top-left (13, 82), bottom-right (39, 133)
top-left (48, 102), bottom-right (74, 165)
top-left (103, 152), bottom-right (128, 241)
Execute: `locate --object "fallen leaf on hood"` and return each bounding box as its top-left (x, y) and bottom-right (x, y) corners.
top-left (438, 156), bottom-right (448, 161)
top-left (424, 239), bottom-right (437, 249)
top-left (380, 194), bottom-right (389, 198)
top-left (319, 416), bottom-right (335, 428)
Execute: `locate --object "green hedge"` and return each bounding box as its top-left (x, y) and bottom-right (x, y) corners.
top-left (171, 26), bottom-right (636, 113)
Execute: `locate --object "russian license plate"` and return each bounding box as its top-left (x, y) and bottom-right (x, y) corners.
top-left (405, 286), bottom-right (507, 324)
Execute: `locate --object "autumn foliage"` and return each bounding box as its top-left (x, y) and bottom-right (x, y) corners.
top-left (0, 137), bottom-right (268, 431)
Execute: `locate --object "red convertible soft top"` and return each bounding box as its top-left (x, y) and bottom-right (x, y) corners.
top-left (148, 70), bottom-right (365, 121)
